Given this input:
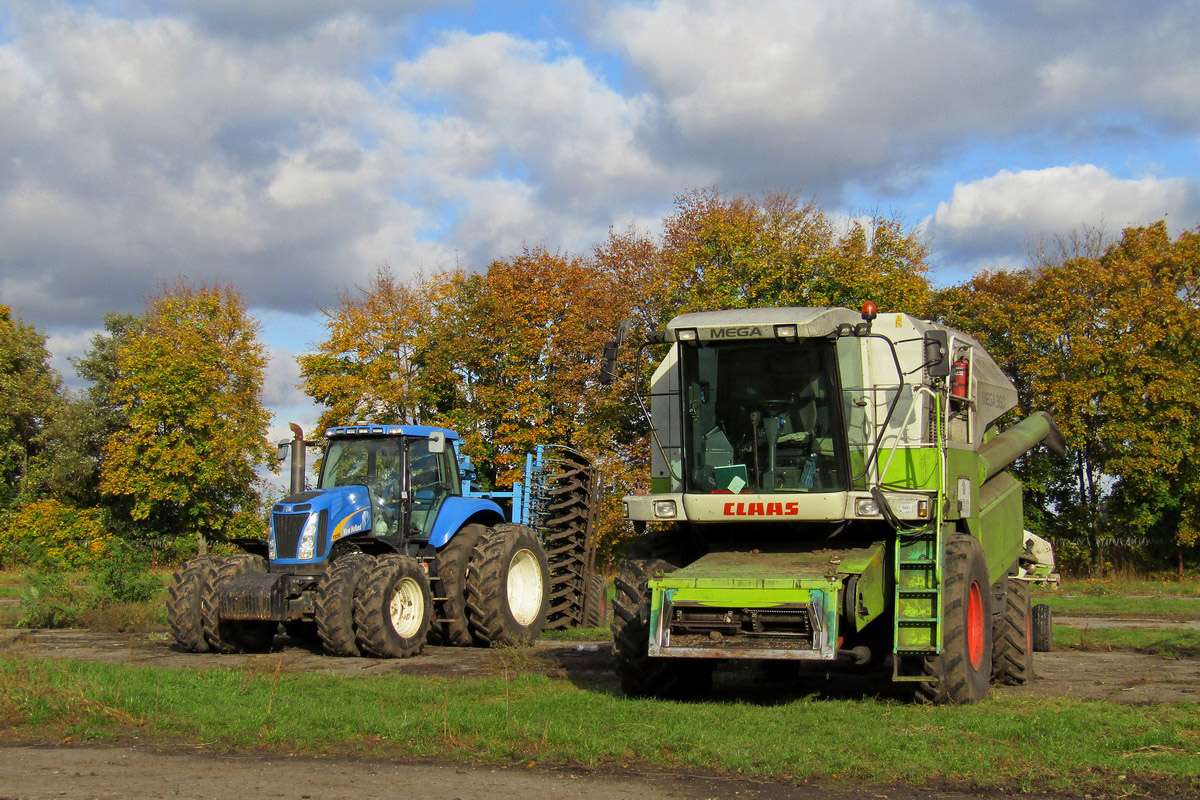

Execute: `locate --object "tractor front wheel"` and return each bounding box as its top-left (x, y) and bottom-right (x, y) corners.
top-left (465, 524), bottom-right (550, 645)
top-left (167, 555), bottom-right (218, 652)
top-left (201, 555), bottom-right (279, 654)
top-left (582, 572), bottom-right (607, 628)
top-left (315, 553), bottom-right (372, 656)
top-left (354, 555), bottom-right (433, 658)
top-left (1032, 603), bottom-right (1053, 652)
top-left (916, 535), bottom-right (992, 704)
top-left (613, 558), bottom-right (714, 699)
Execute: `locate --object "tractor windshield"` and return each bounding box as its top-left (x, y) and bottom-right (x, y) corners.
top-left (319, 437), bottom-right (404, 533)
top-left (680, 339), bottom-right (846, 493)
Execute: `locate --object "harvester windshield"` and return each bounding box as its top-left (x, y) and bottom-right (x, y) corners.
top-left (680, 340), bottom-right (846, 493)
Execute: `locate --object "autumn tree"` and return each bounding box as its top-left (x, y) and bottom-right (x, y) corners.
top-left (0, 306), bottom-right (62, 510)
top-left (100, 283), bottom-right (272, 548)
top-left (298, 266), bottom-right (430, 434)
top-left (934, 222), bottom-right (1200, 572)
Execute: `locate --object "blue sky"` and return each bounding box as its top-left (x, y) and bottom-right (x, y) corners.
top-left (1, 0), bottom-right (1198, 445)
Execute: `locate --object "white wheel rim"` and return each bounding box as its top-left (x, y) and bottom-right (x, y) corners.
top-left (389, 576), bottom-right (424, 638)
top-left (507, 548), bottom-right (543, 626)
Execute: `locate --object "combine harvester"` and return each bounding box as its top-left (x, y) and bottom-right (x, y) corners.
top-left (168, 424), bottom-right (601, 658)
top-left (600, 303), bottom-right (1064, 702)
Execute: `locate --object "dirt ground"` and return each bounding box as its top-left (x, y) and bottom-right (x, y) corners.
top-left (2, 622), bottom-right (1197, 799)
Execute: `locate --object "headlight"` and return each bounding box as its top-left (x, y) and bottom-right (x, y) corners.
top-left (855, 497), bottom-right (881, 517)
top-left (297, 513), bottom-right (319, 560)
top-left (654, 499), bottom-right (678, 519)
top-left (267, 533), bottom-right (276, 561)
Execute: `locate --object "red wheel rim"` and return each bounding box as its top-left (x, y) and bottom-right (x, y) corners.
top-left (967, 581), bottom-right (984, 670)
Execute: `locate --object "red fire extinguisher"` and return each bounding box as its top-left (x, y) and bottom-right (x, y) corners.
top-left (951, 357), bottom-right (969, 400)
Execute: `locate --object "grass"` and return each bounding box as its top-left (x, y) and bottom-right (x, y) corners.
top-left (1054, 625), bottom-right (1200, 659)
top-left (0, 654), bottom-right (1196, 797)
top-left (1034, 576), bottom-right (1200, 619)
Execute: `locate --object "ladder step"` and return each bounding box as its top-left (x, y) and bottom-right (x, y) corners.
top-left (897, 618), bottom-right (938, 625)
top-left (897, 588), bottom-right (939, 596)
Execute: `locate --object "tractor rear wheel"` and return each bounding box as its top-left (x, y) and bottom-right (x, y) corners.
top-left (915, 535), bottom-right (992, 704)
top-left (1032, 603), bottom-right (1053, 652)
top-left (992, 575), bottom-right (1033, 685)
top-left (201, 555), bottom-right (279, 654)
top-left (354, 555), bottom-right (433, 658)
top-left (316, 553), bottom-right (372, 656)
top-left (582, 573), bottom-right (606, 628)
top-left (613, 558), bottom-right (715, 699)
top-left (465, 523), bottom-right (550, 645)
top-left (432, 523), bottom-right (486, 646)
top-left (167, 555), bottom-right (218, 652)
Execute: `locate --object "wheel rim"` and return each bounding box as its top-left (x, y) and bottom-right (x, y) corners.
top-left (507, 548), bottom-right (544, 626)
top-left (389, 576), bottom-right (424, 638)
top-left (967, 580), bottom-right (984, 670)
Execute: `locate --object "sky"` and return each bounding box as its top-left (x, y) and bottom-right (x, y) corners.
top-left (2, 0), bottom-right (1199, 446)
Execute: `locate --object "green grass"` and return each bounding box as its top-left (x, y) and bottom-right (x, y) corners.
top-left (0, 654), bottom-right (1196, 797)
top-left (1054, 625), bottom-right (1200, 659)
top-left (1034, 577), bottom-right (1200, 619)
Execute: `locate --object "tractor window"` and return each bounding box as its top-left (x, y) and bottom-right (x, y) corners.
top-left (681, 340), bottom-right (847, 493)
top-left (406, 438), bottom-right (457, 538)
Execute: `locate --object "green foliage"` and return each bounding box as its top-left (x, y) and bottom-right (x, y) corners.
top-left (90, 540), bottom-right (160, 604)
top-left (0, 498), bottom-right (113, 570)
top-left (100, 282), bottom-right (273, 543)
top-left (0, 306), bottom-right (63, 510)
top-left (16, 569), bottom-right (81, 629)
top-left (934, 223), bottom-right (1200, 571)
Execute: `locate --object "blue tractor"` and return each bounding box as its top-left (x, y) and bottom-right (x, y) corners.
top-left (167, 423), bottom-right (602, 658)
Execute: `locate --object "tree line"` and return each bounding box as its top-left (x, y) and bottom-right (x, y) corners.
top-left (2, 189), bottom-right (1197, 575)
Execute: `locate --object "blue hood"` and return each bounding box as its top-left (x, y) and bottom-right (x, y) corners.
top-left (269, 486), bottom-right (373, 565)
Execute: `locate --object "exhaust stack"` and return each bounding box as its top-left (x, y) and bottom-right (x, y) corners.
top-left (288, 422), bottom-right (306, 496)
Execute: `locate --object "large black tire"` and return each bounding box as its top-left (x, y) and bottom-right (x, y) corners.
top-left (541, 453), bottom-right (596, 629)
top-left (1032, 603), bottom-right (1053, 652)
top-left (432, 524), bottom-right (486, 646)
top-left (354, 555), bottom-right (433, 658)
top-left (167, 555), bottom-right (218, 652)
top-left (201, 555), bottom-right (278, 654)
top-left (992, 575), bottom-right (1033, 685)
top-left (582, 572), bottom-right (607, 628)
top-left (612, 558), bottom-right (715, 699)
top-left (316, 553), bottom-right (372, 656)
top-left (915, 535), bottom-right (993, 704)
top-left (465, 523), bottom-right (550, 645)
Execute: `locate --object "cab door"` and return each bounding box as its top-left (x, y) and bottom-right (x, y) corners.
top-left (405, 437), bottom-right (459, 539)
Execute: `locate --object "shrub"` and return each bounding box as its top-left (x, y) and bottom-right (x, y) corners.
top-left (90, 540), bottom-right (161, 604)
top-left (0, 499), bottom-right (112, 570)
top-left (16, 568), bottom-right (81, 628)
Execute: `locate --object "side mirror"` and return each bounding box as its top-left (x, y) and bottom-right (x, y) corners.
top-left (428, 430), bottom-right (446, 454)
top-left (275, 441), bottom-right (291, 463)
top-left (599, 340), bottom-right (619, 386)
top-left (924, 331), bottom-right (950, 378)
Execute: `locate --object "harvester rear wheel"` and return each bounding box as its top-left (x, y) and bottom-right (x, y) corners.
top-left (465, 524), bottom-right (550, 646)
top-left (1032, 603), bottom-right (1053, 652)
top-left (992, 575), bottom-right (1033, 685)
top-left (432, 523), bottom-right (486, 646)
top-left (316, 553), bottom-right (372, 656)
top-left (167, 555), bottom-right (218, 652)
top-left (201, 554), bottom-right (279, 654)
top-left (915, 535), bottom-right (992, 704)
top-left (613, 558), bottom-right (714, 700)
top-left (354, 555), bottom-right (433, 658)
top-left (582, 573), bottom-right (606, 628)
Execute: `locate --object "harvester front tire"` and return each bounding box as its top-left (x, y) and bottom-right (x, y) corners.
top-left (582, 572), bottom-right (607, 628)
top-left (465, 524), bottom-right (550, 646)
top-left (915, 535), bottom-right (992, 704)
top-left (432, 524), bottom-right (486, 646)
top-left (1032, 603), bottom-right (1053, 652)
top-left (992, 576), bottom-right (1033, 685)
top-left (354, 555), bottom-right (433, 659)
top-left (201, 554), bottom-right (279, 654)
top-left (316, 553), bottom-right (372, 657)
top-left (613, 558), bottom-right (714, 700)
top-left (167, 555), bottom-right (218, 652)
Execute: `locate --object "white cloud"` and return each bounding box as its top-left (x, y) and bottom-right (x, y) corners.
top-left (923, 165), bottom-right (1198, 270)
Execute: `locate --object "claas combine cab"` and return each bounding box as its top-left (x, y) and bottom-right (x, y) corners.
top-left (601, 304), bottom-right (1065, 702)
